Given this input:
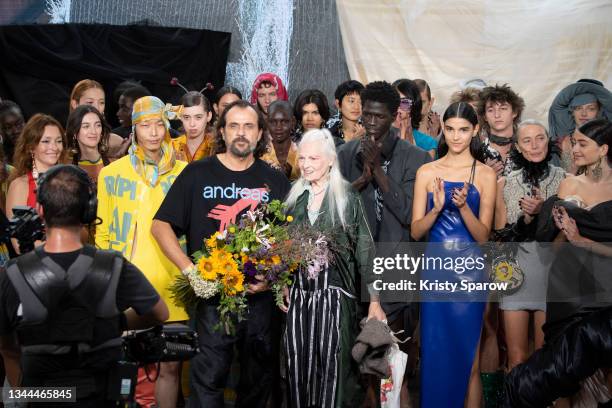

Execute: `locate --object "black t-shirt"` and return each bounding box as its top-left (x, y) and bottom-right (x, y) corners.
top-left (0, 247), bottom-right (160, 336)
top-left (155, 155), bottom-right (291, 255)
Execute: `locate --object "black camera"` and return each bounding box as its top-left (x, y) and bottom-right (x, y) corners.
top-left (3, 206), bottom-right (45, 254)
top-left (106, 325), bottom-right (199, 403)
top-left (122, 324), bottom-right (199, 364)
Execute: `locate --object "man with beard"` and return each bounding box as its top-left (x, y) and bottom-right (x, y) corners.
top-left (265, 100), bottom-right (299, 180)
top-left (151, 100), bottom-right (290, 408)
top-left (337, 80), bottom-right (431, 407)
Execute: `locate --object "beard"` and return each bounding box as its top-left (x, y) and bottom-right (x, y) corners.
top-left (229, 137), bottom-right (256, 158)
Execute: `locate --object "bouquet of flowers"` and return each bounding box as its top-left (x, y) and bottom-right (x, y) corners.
top-left (170, 199), bottom-right (335, 334)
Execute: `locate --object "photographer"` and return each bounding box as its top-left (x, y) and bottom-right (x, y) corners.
top-left (0, 164), bottom-right (168, 406)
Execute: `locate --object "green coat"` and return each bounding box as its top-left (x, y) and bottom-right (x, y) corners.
top-left (290, 187), bottom-right (376, 298)
top-left (287, 187), bottom-right (376, 407)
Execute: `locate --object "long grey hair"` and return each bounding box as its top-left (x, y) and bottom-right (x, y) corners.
top-left (284, 128), bottom-right (351, 229)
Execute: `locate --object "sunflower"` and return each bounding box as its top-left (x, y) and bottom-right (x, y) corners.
top-left (205, 234), bottom-right (219, 251)
top-left (222, 270), bottom-right (245, 295)
top-left (220, 257), bottom-right (240, 277)
top-left (197, 256), bottom-right (217, 281)
top-left (210, 249), bottom-right (235, 274)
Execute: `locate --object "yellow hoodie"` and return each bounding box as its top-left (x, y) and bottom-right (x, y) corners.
top-left (96, 155), bottom-right (188, 321)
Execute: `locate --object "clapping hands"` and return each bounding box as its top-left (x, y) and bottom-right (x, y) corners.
top-left (451, 182), bottom-right (469, 209)
top-left (432, 177), bottom-right (445, 213)
top-left (519, 188), bottom-right (544, 216)
top-left (553, 205), bottom-right (584, 243)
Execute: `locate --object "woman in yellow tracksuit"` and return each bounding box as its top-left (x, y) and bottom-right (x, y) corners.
top-left (96, 96), bottom-right (186, 408)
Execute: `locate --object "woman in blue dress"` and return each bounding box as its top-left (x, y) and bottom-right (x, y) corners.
top-left (411, 102), bottom-right (497, 407)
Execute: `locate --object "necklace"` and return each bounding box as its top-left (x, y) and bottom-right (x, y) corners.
top-left (307, 184), bottom-right (328, 214)
top-left (311, 188), bottom-right (325, 196)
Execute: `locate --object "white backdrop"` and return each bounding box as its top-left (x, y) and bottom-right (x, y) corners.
top-left (336, 0), bottom-right (612, 122)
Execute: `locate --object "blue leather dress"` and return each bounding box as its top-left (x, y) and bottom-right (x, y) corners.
top-left (420, 178), bottom-right (486, 407)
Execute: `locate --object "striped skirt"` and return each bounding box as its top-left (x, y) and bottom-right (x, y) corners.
top-left (284, 270), bottom-right (361, 408)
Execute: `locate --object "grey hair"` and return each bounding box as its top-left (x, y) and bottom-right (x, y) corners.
top-left (517, 119), bottom-right (549, 139)
top-left (284, 128), bottom-right (351, 229)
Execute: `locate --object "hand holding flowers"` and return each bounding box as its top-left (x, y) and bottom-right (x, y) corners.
top-left (170, 200), bottom-right (334, 334)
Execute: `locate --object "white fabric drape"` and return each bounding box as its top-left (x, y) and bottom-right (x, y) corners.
top-left (336, 0), bottom-right (612, 122)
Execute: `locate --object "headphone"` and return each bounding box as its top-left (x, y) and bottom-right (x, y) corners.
top-left (36, 164), bottom-right (98, 224)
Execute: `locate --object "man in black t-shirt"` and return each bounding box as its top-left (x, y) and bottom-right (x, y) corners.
top-left (0, 165), bottom-right (168, 406)
top-left (152, 100), bottom-right (290, 408)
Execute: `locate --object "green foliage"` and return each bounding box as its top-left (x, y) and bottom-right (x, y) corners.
top-left (214, 292), bottom-right (248, 335)
top-left (267, 199), bottom-right (287, 222)
top-left (169, 274), bottom-right (200, 310)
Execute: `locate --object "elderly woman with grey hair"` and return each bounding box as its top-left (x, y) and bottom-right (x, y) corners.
top-left (282, 128), bottom-right (386, 408)
top-left (494, 119), bottom-right (566, 372)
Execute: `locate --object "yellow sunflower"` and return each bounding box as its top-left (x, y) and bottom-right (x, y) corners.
top-left (220, 258), bottom-right (240, 277)
top-left (210, 249), bottom-right (234, 270)
top-left (222, 270), bottom-right (245, 295)
top-left (197, 256), bottom-right (217, 281)
top-left (205, 233), bottom-right (220, 251)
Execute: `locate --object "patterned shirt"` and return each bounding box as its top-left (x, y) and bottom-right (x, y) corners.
top-left (171, 131), bottom-right (215, 163)
top-left (482, 137), bottom-right (516, 177)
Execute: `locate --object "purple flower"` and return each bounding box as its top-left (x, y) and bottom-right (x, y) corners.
top-left (243, 261), bottom-right (258, 283)
top-left (266, 271), bottom-right (278, 283)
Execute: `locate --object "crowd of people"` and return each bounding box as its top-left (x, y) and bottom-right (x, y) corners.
top-left (0, 71), bottom-right (610, 408)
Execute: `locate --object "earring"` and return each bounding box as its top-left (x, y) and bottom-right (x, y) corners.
top-left (31, 152), bottom-right (39, 180)
top-left (70, 139), bottom-right (79, 156)
top-left (592, 156), bottom-right (603, 180)
top-left (71, 135), bottom-right (81, 155)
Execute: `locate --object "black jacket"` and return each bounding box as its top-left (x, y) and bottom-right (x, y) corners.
top-left (337, 130), bottom-right (431, 243)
